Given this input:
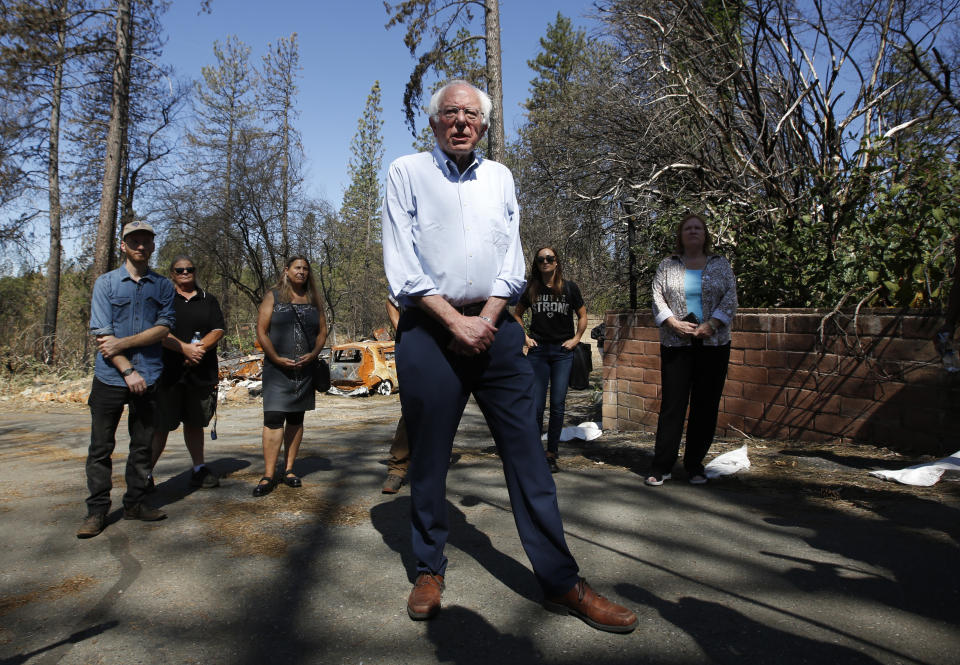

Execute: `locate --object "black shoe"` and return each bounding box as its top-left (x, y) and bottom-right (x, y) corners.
top-left (190, 466), bottom-right (220, 488)
top-left (253, 476), bottom-right (276, 497)
top-left (76, 513), bottom-right (107, 539)
top-left (282, 470), bottom-right (302, 488)
top-left (546, 454), bottom-right (560, 474)
top-left (123, 503), bottom-right (167, 521)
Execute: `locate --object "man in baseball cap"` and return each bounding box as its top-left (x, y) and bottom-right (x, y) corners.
top-left (77, 220), bottom-right (175, 538)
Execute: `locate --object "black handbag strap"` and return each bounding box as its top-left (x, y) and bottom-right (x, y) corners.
top-left (285, 293), bottom-right (313, 347)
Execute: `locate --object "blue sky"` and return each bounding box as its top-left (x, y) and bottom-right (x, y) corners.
top-left (162, 0), bottom-right (602, 205)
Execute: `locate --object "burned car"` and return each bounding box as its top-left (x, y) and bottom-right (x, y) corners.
top-left (329, 341), bottom-right (398, 395)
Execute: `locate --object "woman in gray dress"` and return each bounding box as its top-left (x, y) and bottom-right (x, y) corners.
top-left (253, 256), bottom-right (327, 497)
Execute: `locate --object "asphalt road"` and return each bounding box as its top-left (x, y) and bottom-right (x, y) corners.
top-left (0, 393), bottom-right (958, 665)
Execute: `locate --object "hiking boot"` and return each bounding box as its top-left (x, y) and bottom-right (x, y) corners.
top-left (190, 466), bottom-right (220, 488)
top-left (76, 513), bottom-right (106, 539)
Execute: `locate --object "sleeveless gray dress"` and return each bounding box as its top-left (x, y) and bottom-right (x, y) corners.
top-left (262, 295), bottom-right (320, 413)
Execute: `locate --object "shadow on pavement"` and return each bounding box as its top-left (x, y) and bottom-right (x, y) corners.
top-left (426, 605), bottom-right (540, 665)
top-left (151, 457), bottom-right (250, 508)
top-left (371, 496), bottom-right (541, 602)
top-left (0, 621), bottom-right (120, 665)
top-left (618, 584), bottom-right (884, 664)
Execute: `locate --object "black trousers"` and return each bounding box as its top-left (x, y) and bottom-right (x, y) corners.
top-left (396, 309), bottom-right (580, 596)
top-left (85, 378), bottom-right (158, 515)
top-left (652, 342), bottom-right (730, 477)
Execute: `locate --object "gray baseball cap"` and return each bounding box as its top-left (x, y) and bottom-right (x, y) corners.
top-left (121, 220), bottom-right (155, 238)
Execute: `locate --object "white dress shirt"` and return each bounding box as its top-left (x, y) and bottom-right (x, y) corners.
top-left (382, 144), bottom-right (526, 307)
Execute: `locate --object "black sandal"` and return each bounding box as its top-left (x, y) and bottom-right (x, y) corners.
top-left (253, 476), bottom-right (276, 497)
top-left (283, 470), bottom-right (302, 488)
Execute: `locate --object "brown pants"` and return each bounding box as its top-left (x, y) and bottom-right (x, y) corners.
top-left (387, 415), bottom-right (409, 478)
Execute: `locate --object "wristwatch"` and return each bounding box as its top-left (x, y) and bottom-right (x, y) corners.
top-left (121, 368), bottom-right (135, 377)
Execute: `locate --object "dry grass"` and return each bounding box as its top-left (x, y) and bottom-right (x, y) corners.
top-left (197, 480), bottom-right (373, 558)
top-left (0, 442), bottom-right (86, 466)
top-left (0, 575), bottom-right (98, 617)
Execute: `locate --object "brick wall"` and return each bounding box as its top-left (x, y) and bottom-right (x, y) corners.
top-left (601, 309), bottom-right (960, 456)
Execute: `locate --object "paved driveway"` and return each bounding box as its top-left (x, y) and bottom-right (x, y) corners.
top-left (0, 394), bottom-right (957, 665)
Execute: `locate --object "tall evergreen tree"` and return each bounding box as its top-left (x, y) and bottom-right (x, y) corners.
top-left (259, 32), bottom-right (302, 259)
top-left (525, 12), bottom-right (586, 115)
top-left (332, 80), bottom-right (385, 339)
top-left (185, 35), bottom-right (256, 312)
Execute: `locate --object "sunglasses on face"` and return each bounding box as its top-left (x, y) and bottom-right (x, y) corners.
top-left (173, 267), bottom-right (196, 274)
top-left (536, 255), bottom-right (556, 264)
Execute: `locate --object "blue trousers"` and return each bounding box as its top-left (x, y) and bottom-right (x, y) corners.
top-left (527, 343), bottom-right (574, 455)
top-left (396, 309), bottom-right (580, 596)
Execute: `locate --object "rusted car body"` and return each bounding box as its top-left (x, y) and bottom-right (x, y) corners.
top-left (329, 341), bottom-right (398, 394)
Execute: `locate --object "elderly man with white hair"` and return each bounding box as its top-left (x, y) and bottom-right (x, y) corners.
top-left (382, 79), bottom-right (637, 633)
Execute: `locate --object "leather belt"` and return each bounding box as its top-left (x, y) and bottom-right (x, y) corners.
top-left (454, 301), bottom-right (486, 316)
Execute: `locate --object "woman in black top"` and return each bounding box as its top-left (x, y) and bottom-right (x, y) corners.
top-left (150, 256), bottom-right (226, 489)
top-left (512, 246), bottom-right (587, 472)
top-left (253, 256), bottom-right (327, 497)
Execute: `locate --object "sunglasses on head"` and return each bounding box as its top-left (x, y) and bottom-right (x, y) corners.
top-left (536, 255), bottom-right (556, 264)
top-left (173, 267), bottom-right (196, 274)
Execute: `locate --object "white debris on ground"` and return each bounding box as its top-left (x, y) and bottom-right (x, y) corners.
top-left (543, 421), bottom-right (603, 442)
top-left (12, 378), bottom-right (90, 404)
top-left (705, 444), bottom-right (751, 479)
top-left (868, 450), bottom-right (960, 487)
top-left (327, 385), bottom-right (370, 397)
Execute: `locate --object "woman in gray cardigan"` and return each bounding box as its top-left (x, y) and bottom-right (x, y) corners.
top-left (647, 213), bottom-right (738, 486)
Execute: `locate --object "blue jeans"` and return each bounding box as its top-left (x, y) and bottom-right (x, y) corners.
top-left (527, 343), bottom-right (574, 456)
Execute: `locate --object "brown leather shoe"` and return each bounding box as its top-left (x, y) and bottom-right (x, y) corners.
top-left (382, 474), bottom-right (403, 494)
top-left (76, 513), bottom-right (106, 539)
top-left (407, 573), bottom-right (444, 620)
top-left (544, 578), bottom-right (638, 633)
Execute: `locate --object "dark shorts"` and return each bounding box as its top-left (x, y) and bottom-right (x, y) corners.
top-left (158, 382), bottom-right (218, 430)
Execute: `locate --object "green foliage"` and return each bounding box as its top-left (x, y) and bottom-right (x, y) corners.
top-left (0, 265), bottom-right (93, 373)
top-left (324, 81), bottom-right (389, 341)
top-left (525, 12), bottom-right (586, 114)
top-left (852, 154), bottom-right (960, 307)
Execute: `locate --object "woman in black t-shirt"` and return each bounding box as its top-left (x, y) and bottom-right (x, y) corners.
top-left (149, 256), bottom-right (226, 490)
top-left (512, 246), bottom-right (587, 473)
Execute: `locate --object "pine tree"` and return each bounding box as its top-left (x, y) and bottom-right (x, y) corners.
top-left (525, 12), bottom-right (586, 116)
top-left (334, 80), bottom-right (385, 339)
top-left (185, 35), bottom-right (256, 311)
top-left (259, 33), bottom-right (302, 259)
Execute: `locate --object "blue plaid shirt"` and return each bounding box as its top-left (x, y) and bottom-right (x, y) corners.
top-left (89, 265), bottom-right (176, 387)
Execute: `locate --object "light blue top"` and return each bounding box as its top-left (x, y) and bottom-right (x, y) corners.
top-left (382, 144), bottom-right (526, 307)
top-left (684, 269), bottom-right (703, 322)
top-left (89, 264), bottom-right (175, 387)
